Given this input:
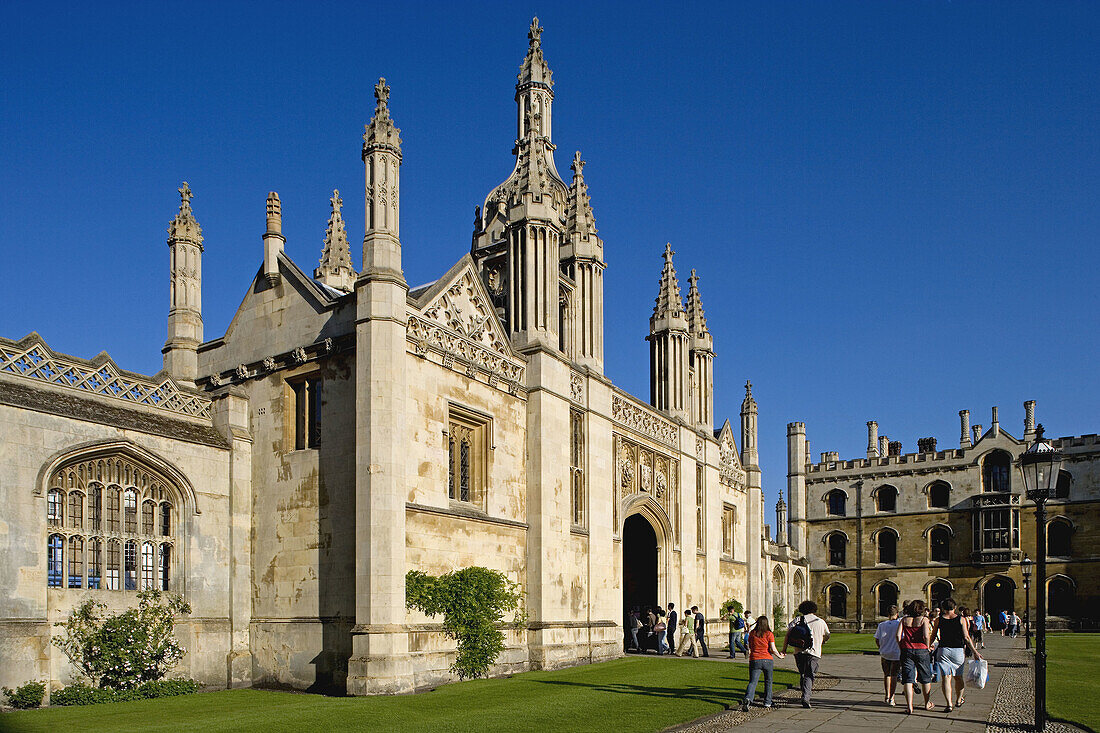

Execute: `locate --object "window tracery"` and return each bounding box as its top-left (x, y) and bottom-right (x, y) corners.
top-left (43, 452), bottom-right (181, 592)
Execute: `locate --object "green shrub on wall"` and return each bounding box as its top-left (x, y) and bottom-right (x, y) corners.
top-left (2, 680), bottom-right (45, 709)
top-left (53, 590), bottom-right (191, 690)
top-left (773, 604), bottom-right (785, 635)
top-left (406, 567), bottom-right (526, 680)
top-left (720, 597), bottom-right (744, 629)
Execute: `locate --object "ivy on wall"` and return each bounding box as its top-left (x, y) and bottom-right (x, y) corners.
top-left (406, 567), bottom-right (526, 680)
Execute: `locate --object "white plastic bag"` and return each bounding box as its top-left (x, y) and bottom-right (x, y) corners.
top-left (966, 659), bottom-right (988, 689)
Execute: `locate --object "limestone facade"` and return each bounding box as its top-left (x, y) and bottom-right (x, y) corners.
top-left (787, 406), bottom-right (1100, 631)
top-left (0, 19), bottom-right (806, 695)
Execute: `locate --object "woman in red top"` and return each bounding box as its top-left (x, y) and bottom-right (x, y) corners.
top-left (895, 600), bottom-right (935, 713)
top-left (739, 616), bottom-right (786, 711)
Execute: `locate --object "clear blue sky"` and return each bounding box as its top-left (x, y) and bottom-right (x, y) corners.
top-left (2, 2), bottom-right (1097, 518)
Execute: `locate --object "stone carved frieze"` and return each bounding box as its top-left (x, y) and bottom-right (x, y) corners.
top-left (569, 371), bottom-right (584, 403)
top-left (611, 393), bottom-right (677, 447)
top-left (0, 336), bottom-right (212, 420)
top-left (615, 431), bottom-right (677, 520)
top-left (407, 314), bottom-right (524, 384)
top-left (422, 271), bottom-right (509, 356)
top-left (719, 431), bottom-right (746, 489)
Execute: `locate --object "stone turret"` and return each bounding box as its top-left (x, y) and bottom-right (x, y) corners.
top-left (163, 182), bottom-right (204, 386)
top-left (349, 78), bottom-right (411, 695)
top-left (867, 421), bottom-right (879, 458)
top-left (960, 409), bottom-right (972, 448)
top-left (687, 270), bottom-right (714, 431)
top-left (472, 18), bottom-right (568, 351)
top-left (648, 243), bottom-right (690, 421)
top-left (561, 151), bottom-right (605, 372)
top-left (314, 189), bottom-right (357, 292)
top-left (787, 422), bottom-right (808, 555)
top-left (775, 496), bottom-right (788, 545)
top-left (263, 192), bottom-right (284, 286)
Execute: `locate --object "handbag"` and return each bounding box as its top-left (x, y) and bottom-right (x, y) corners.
top-left (654, 622), bottom-right (666, 632)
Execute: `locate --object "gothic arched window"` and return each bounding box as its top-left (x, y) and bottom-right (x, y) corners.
top-left (929, 526), bottom-right (951, 563)
top-left (928, 481), bottom-right (951, 509)
top-left (877, 581), bottom-right (899, 617)
top-left (876, 485), bottom-right (897, 513)
top-left (929, 580), bottom-right (952, 608)
top-left (827, 532), bottom-right (847, 567)
top-left (1055, 470), bottom-right (1072, 499)
top-left (45, 450), bottom-right (183, 593)
top-left (1048, 576), bottom-right (1075, 617)
top-left (1047, 519), bottom-right (1073, 557)
top-left (877, 529), bottom-right (898, 565)
top-left (826, 490), bottom-right (846, 517)
top-left (982, 451), bottom-right (1012, 493)
top-left (828, 584), bottom-right (847, 618)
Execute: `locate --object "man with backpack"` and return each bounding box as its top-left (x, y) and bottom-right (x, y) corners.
top-left (782, 600), bottom-right (830, 708)
top-left (729, 608), bottom-right (748, 658)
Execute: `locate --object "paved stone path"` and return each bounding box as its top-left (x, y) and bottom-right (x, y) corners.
top-left (672, 635), bottom-right (1022, 733)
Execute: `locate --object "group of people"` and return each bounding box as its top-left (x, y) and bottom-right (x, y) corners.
top-left (873, 598), bottom-right (984, 714)
top-left (998, 609), bottom-right (1024, 637)
top-left (735, 600), bottom-right (830, 710)
top-left (626, 603), bottom-right (710, 657)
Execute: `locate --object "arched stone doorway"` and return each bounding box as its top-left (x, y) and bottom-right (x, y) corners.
top-left (982, 575), bottom-right (1016, 629)
top-left (623, 514), bottom-right (658, 650)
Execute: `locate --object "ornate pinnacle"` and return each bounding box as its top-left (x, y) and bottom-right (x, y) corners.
top-left (742, 379), bottom-right (757, 413)
top-left (652, 243), bottom-right (685, 320)
top-left (167, 181), bottom-right (203, 248)
top-left (517, 17), bottom-right (553, 88)
top-left (315, 188), bottom-right (356, 291)
top-left (529, 17), bottom-right (543, 46)
top-left (364, 76), bottom-right (401, 154)
top-left (565, 150), bottom-right (598, 240)
top-left (686, 268), bottom-right (709, 337)
top-left (265, 192), bottom-right (282, 235)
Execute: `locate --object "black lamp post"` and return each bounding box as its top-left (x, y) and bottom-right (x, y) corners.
top-left (1019, 424), bottom-right (1064, 732)
top-left (1022, 555), bottom-right (1032, 650)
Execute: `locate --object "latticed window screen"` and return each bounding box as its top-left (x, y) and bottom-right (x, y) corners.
top-left (570, 410), bottom-right (585, 527)
top-left (89, 485), bottom-right (102, 531)
top-left (68, 536), bottom-right (84, 588)
top-left (446, 406), bottom-right (489, 507)
top-left (124, 540), bottom-right (137, 590)
top-left (106, 540), bottom-right (120, 590)
top-left (69, 492), bottom-right (83, 529)
top-left (47, 534), bottom-right (63, 587)
top-left (107, 488), bottom-right (120, 532)
top-left (695, 465), bottom-right (705, 552)
top-left (142, 501), bottom-right (155, 535)
top-left (88, 538), bottom-right (102, 589)
top-left (48, 490), bottom-right (62, 527)
top-left (124, 490), bottom-right (137, 533)
top-left (141, 542), bottom-right (156, 590)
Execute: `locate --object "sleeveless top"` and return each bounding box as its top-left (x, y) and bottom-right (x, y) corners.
top-left (900, 621), bottom-right (928, 650)
top-left (938, 616), bottom-right (965, 648)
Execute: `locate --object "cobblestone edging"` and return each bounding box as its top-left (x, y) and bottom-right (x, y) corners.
top-left (986, 649), bottom-right (1087, 733)
top-left (668, 676), bottom-right (841, 733)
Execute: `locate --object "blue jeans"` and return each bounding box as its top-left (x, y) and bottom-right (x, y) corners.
top-left (744, 659), bottom-right (774, 706)
top-left (658, 629), bottom-right (669, 654)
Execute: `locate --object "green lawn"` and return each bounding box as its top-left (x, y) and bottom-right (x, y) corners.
top-left (1047, 633), bottom-right (1100, 733)
top-left (821, 632), bottom-right (878, 655)
top-left (2, 656), bottom-right (799, 733)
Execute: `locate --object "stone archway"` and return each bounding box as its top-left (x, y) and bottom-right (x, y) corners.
top-left (623, 514), bottom-right (658, 650)
top-left (982, 576), bottom-right (1016, 629)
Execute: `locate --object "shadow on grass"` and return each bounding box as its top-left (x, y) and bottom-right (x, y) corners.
top-left (531, 677), bottom-right (796, 709)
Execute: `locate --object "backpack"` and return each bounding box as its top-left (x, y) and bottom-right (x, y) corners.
top-left (733, 616), bottom-right (745, 630)
top-left (787, 616), bottom-right (814, 653)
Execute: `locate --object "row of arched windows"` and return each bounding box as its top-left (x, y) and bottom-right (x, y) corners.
top-left (47, 487), bottom-right (171, 536)
top-left (47, 535), bottom-right (171, 590)
top-left (824, 518), bottom-right (1074, 568)
top-left (823, 576), bottom-right (1077, 619)
top-left (822, 465), bottom-right (1073, 517)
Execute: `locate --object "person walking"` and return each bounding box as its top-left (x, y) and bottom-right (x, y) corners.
top-left (627, 610), bottom-right (642, 652)
top-left (727, 607), bottom-right (747, 658)
top-left (739, 615), bottom-right (785, 711)
top-left (646, 607), bottom-right (658, 652)
top-left (667, 603), bottom-right (679, 654)
top-left (971, 608), bottom-right (985, 649)
top-left (741, 611), bottom-right (756, 657)
top-left (782, 600), bottom-right (830, 709)
top-left (655, 606), bottom-right (669, 655)
top-left (896, 600), bottom-right (935, 714)
top-left (694, 606), bottom-right (709, 657)
top-left (931, 598), bottom-right (981, 712)
top-left (1013, 611), bottom-right (1023, 638)
top-left (677, 609), bottom-right (698, 657)
top-left (874, 604), bottom-right (902, 706)
top-left (999, 609), bottom-right (1009, 636)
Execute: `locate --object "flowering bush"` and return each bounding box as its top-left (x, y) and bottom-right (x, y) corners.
top-left (51, 679), bottom-right (201, 706)
top-left (3, 680), bottom-right (45, 709)
top-left (53, 590), bottom-right (191, 689)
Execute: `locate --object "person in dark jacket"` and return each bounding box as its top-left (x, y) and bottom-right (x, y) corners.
top-left (666, 603), bottom-right (678, 655)
top-left (693, 606), bottom-right (709, 657)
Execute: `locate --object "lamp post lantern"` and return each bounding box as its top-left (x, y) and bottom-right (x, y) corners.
top-left (1019, 424), bottom-right (1064, 731)
top-left (1021, 555), bottom-right (1032, 650)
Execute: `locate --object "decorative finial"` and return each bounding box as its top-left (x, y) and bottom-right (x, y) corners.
top-left (374, 77), bottom-right (390, 109)
top-left (529, 17), bottom-right (543, 46)
top-left (746, 380), bottom-right (753, 394)
top-left (664, 242), bottom-right (675, 260)
top-left (571, 151), bottom-right (585, 176)
top-left (178, 182), bottom-right (192, 207)
top-left (168, 181), bottom-right (202, 247)
top-left (266, 191), bottom-right (282, 235)
top-left (330, 188), bottom-right (343, 212)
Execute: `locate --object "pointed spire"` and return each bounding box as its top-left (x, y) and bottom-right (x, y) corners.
top-left (652, 243), bottom-right (685, 320)
top-left (167, 182), bottom-right (203, 248)
top-left (517, 16), bottom-right (552, 88)
top-left (565, 151), bottom-right (598, 240)
top-left (364, 77), bottom-right (401, 154)
top-left (315, 189), bottom-right (357, 292)
top-left (686, 269), bottom-right (709, 337)
top-left (742, 380), bottom-right (757, 414)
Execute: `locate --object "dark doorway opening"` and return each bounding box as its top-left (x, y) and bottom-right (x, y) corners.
top-left (623, 514), bottom-right (658, 651)
top-left (983, 576), bottom-right (1016, 629)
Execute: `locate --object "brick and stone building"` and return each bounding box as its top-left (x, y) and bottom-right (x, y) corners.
top-left (0, 19), bottom-right (804, 695)
top-left (787, 405), bottom-right (1100, 631)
